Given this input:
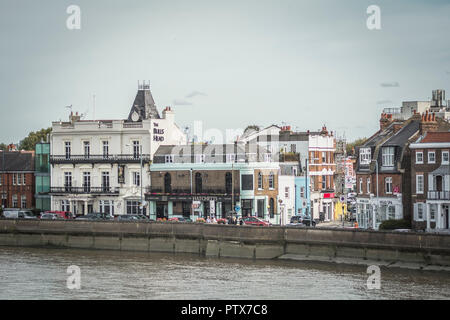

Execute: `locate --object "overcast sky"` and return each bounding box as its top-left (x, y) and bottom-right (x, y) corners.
top-left (1, 0), bottom-right (450, 144)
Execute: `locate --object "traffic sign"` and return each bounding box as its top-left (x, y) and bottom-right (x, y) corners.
top-left (235, 206), bottom-right (240, 212)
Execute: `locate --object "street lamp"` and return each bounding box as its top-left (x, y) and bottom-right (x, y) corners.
top-left (371, 159), bottom-right (379, 230)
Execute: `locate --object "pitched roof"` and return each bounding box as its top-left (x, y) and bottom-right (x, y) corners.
top-left (383, 120), bottom-right (420, 146)
top-left (420, 131), bottom-right (450, 143)
top-left (0, 151), bottom-right (34, 171)
top-left (127, 87), bottom-right (160, 121)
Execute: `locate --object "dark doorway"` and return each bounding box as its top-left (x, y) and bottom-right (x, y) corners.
top-left (242, 199), bottom-right (253, 217)
top-left (436, 175), bottom-right (443, 192)
top-left (225, 172), bottom-right (232, 194)
top-left (164, 173), bottom-right (172, 193)
top-left (182, 201), bottom-right (190, 218)
top-left (269, 198), bottom-right (274, 218)
top-left (195, 173), bottom-right (202, 193)
top-left (257, 199), bottom-right (264, 218)
top-left (156, 202), bottom-right (167, 219)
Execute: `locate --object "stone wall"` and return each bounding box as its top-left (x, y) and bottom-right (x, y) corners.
top-left (1, 219), bottom-right (449, 267)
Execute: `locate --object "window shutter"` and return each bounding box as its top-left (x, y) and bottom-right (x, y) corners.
top-left (413, 203), bottom-right (417, 221)
top-left (428, 174), bottom-right (434, 192)
top-left (445, 175), bottom-right (450, 192)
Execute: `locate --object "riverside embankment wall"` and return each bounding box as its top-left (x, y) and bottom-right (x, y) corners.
top-left (1, 219), bottom-right (450, 267)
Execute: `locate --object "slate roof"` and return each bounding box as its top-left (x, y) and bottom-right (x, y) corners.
top-left (383, 120), bottom-right (420, 147)
top-left (0, 151), bottom-right (34, 172)
top-left (127, 87), bottom-right (160, 121)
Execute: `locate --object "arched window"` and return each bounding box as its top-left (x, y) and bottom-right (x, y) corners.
top-left (195, 172), bottom-right (203, 193)
top-left (164, 173), bottom-right (171, 193)
top-left (258, 172), bottom-right (263, 189)
top-left (269, 198), bottom-right (274, 218)
top-left (269, 172), bottom-right (274, 189)
top-left (225, 172), bottom-right (232, 194)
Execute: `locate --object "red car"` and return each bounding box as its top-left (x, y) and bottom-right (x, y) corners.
top-left (43, 211), bottom-right (74, 220)
top-left (240, 216), bottom-right (271, 226)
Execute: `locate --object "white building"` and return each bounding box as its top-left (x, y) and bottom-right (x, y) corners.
top-left (278, 173), bottom-right (296, 225)
top-left (49, 83), bottom-right (187, 216)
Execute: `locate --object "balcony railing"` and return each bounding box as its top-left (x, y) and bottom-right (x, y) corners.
top-left (427, 191), bottom-right (450, 200)
top-left (50, 186), bottom-right (120, 194)
top-left (146, 187), bottom-right (240, 195)
top-left (50, 154), bottom-right (151, 164)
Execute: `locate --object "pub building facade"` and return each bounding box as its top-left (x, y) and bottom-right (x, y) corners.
top-left (146, 143), bottom-right (280, 223)
top-left (49, 83), bottom-right (186, 216)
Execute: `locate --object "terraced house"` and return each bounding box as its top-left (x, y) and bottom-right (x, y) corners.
top-left (49, 83), bottom-right (186, 216)
top-left (356, 110), bottom-right (450, 230)
top-left (146, 143), bottom-right (280, 223)
top-left (0, 145), bottom-right (35, 209)
top-left (410, 131), bottom-right (450, 232)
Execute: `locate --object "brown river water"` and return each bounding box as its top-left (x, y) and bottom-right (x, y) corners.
top-left (0, 246), bottom-right (449, 299)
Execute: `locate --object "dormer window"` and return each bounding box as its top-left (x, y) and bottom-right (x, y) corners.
top-left (360, 148), bottom-right (371, 165)
top-left (382, 147), bottom-right (395, 167)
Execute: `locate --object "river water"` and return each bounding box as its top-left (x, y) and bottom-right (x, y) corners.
top-left (0, 246), bottom-right (449, 300)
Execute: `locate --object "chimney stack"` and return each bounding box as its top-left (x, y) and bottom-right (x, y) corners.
top-left (420, 111), bottom-right (438, 135)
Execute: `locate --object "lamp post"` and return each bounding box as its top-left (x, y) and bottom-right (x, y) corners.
top-left (371, 159), bottom-right (379, 230)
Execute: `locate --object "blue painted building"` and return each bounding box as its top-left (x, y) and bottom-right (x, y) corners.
top-left (294, 176), bottom-right (311, 216)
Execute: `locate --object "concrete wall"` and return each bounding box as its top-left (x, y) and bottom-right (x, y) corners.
top-left (1, 219), bottom-right (450, 267)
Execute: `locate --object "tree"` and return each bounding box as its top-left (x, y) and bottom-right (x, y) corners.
top-left (0, 143), bottom-right (7, 151)
top-left (18, 128), bottom-right (52, 151)
top-left (346, 137), bottom-right (367, 156)
top-left (243, 125), bottom-right (260, 134)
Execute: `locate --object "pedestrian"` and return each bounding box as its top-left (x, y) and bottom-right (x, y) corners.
top-left (206, 216), bottom-right (211, 224)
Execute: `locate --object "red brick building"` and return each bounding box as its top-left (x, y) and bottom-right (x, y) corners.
top-left (410, 131), bottom-right (450, 231)
top-left (0, 147), bottom-right (35, 209)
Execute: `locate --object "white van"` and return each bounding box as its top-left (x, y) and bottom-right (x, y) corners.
top-left (2, 209), bottom-right (37, 219)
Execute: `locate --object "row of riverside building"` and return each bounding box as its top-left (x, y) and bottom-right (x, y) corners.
top-left (1, 83), bottom-right (352, 225)
top-left (355, 89), bottom-right (450, 232)
top-left (2, 83), bottom-right (450, 232)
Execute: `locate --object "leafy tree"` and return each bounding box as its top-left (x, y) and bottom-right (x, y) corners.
top-left (346, 137), bottom-right (367, 156)
top-left (0, 143), bottom-right (7, 151)
top-left (18, 128), bottom-right (52, 151)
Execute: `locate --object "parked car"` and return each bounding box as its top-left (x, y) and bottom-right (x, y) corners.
top-left (76, 213), bottom-right (111, 221)
top-left (288, 214), bottom-right (316, 227)
top-left (43, 211), bottom-right (74, 220)
top-left (168, 216), bottom-right (192, 222)
top-left (40, 213), bottom-right (65, 220)
top-left (2, 209), bottom-right (38, 219)
top-left (240, 216), bottom-right (271, 226)
top-left (117, 214), bottom-right (147, 221)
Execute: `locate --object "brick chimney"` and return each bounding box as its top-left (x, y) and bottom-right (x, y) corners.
top-left (379, 113), bottom-right (393, 130)
top-left (392, 121), bottom-right (404, 134)
top-left (69, 111), bottom-right (81, 124)
top-left (420, 111), bottom-right (438, 134)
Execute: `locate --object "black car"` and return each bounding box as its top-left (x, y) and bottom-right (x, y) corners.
top-left (76, 213), bottom-right (111, 221)
top-left (117, 214), bottom-right (148, 221)
top-left (289, 214), bottom-right (316, 227)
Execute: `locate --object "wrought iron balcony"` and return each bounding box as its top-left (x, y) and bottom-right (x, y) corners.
top-left (50, 154), bottom-right (151, 164)
top-left (145, 187), bottom-right (240, 196)
top-left (427, 191), bottom-right (450, 200)
top-left (50, 186), bottom-right (120, 195)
